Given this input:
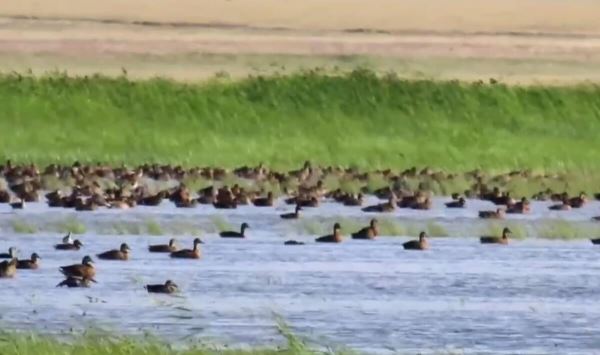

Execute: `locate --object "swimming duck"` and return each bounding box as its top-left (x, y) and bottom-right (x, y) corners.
top-left (315, 223), bottom-right (343, 243)
top-left (480, 227), bottom-right (511, 245)
top-left (253, 192), bottom-right (274, 207)
top-left (170, 238), bottom-right (203, 259)
top-left (59, 255), bottom-right (96, 279)
top-left (0, 247), bottom-right (18, 259)
top-left (549, 198), bottom-right (571, 211)
top-left (16, 253), bottom-right (41, 269)
top-left (445, 197), bottom-right (466, 208)
top-left (145, 280), bottom-right (179, 294)
top-left (410, 197), bottom-right (432, 210)
top-left (148, 238), bottom-right (178, 253)
top-left (284, 240), bottom-right (305, 245)
top-left (0, 258), bottom-right (17, 278)
top-left (220, 223), bottom-right (249, 238)
top-left (569, 192), bottom-right (587, 208)
top-left (280, 205), bottom-right (302, 219)
top-left (478, 208), bottom-right (505, 219)
top-left (362, 195), bottom-right (396, 213)
top-left (56, 276), bottom-right (95, 288)
top-left (97, 243), bottom-right (131, 260)
top-left (343, 193), bottom-right (363, 207)
top-left (351, 219), bottom-right (378, 240)
top-left (507, 197), bottom-right (530, 214)
top-left (55, 239), bottom-right (84, 251)
top-left (10, 198), bottom-right (24, 210)
top-left (403, 232), bottom-right (429, 250)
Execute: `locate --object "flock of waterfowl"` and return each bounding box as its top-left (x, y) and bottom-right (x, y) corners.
top-left (0, 161), bottom-right (599, 220)
top-left (2, 161), bottom-right (600, 292)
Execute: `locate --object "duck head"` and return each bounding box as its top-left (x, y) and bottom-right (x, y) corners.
top-left (82, 255), bottom-right (94, 266)
top-left (120, 243), bottom-right (131, 253)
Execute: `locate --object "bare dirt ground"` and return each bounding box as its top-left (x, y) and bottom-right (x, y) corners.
top-left (2, 0), bottom-right (600, 83)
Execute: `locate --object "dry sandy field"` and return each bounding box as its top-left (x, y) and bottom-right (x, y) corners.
top-left (2, 0), bottom-right (600, 83)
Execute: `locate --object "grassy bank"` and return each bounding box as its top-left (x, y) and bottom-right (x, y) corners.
top-left (1, 70), bottom-right (600, 171)
top-left (0, 330), bottom-right (337, 355)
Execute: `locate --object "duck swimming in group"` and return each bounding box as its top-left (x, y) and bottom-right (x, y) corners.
top-left (145, 280), bottom-right (179, 294)
top-left (316, 223), bottom-right (343, 243)
top-left (55, 239), bottom-right (84, 251)
top-left (16, 253), bottom-right (41, 269)
top-left (351, 219), bottom-right (378, 240)
top-left (0, 247), bottom-right (17, 259)
top-left (170, 238), bottom-right (203, 259)
top-left (220, 223), bottom-right (250, 238)
top-left (280, 205), bottom-right (302, 219)
top-left (97, 243), bottom-right (131, 261)
top-left (59, 256), bottom-right (95, 279)
top-left (403, 232), bottom-right (429, 250)
top-left (480, 227), bottom-right (511, 245)
top-left (148, 238), bottom-right (178, 253)
top-left (56, 276), bottom-right (95, 288)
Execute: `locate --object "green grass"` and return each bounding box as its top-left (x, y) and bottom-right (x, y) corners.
top-left (0, 329), bottom-right (337, 355)
top-left (11, 219), bottom-right (37, 234)
top-left (2, 70), bottom-right (600, 172)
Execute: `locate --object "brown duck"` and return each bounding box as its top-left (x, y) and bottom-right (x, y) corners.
top-left (362, 196), bottom-right (396, 213)
top-left (351, 219), bottom-right (378, 240)
top-left (507, 197), bottom-right (530, 214)
top-left (478, 208), bottom-right (505, 219)
top-left (220, 223), bottom-right (249, 238)
top-left (0, 247), bottom-right (18, 259)
top-left (343, 193), bottom-right (363, 207)
top-left (97, 243), bottom-right (131, 260)
top-left (280, 205), bottom-right (302, 219)
top-left (145, 280), bottom-right (179, 294)
top-left (569, 192), bottom-right (587, 208)
top-left (403, 232), bottom-right (429, 250)
top-left (549, 198), bottom-right (571, 211)
top-left (316, 223), bottom-right (343, 243)
top-left (0, 258), bottom-right (17, 278)
top-left (445, 197), bottom-right (466, 208)
top-left (59, 256), bottom-right (95, 279)
top-left (149, 238), bottom-right (178, 253)
top-left (480, 227), bottom-right (511, 245)
top-left (16, 253), bottom-right (41, 269)
top-left (253, 192), bottom-right (274, 207)
top-left (55, 239), bottom-right (84, 251)
top-left (170, 238), bottom-right (203, 259)
top-left (56, 276), bottom-right (96, 288)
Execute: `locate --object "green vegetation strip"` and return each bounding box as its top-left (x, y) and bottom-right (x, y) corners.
top-left (1, 70), bottom-right (600, 171)
top-left (0, 326), bottom-right (352, 355)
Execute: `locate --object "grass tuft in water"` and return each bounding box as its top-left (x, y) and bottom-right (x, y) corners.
top-left (145, 219), bottom-right (165, 236)
top-left (11, 219), bottom-right (37, 234)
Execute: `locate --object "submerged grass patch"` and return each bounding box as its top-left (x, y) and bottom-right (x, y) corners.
top-left (2, 70), bottom-right (600, 172)
top-left (11, 219), bottom-right (37, 234)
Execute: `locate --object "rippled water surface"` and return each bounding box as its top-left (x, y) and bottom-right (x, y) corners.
top-left (1, 199), bottom-right (600, 354)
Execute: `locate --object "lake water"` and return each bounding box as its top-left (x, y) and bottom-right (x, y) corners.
top-left (1, 198), bottom-right (600, 354)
